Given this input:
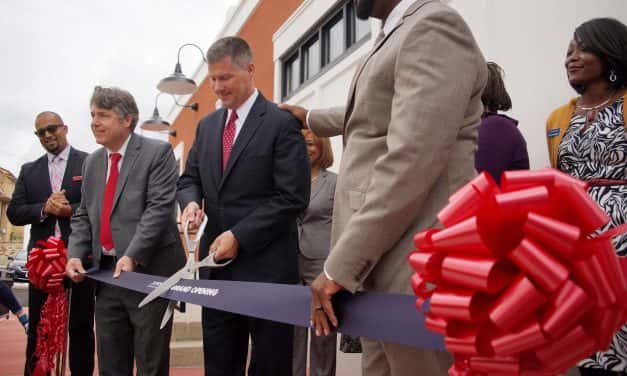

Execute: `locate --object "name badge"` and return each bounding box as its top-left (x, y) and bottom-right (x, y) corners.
top-left (547, 128), bottom-right (560, 138)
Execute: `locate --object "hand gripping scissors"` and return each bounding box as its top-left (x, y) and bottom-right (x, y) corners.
top-left (138, 216), bottom-right (234, 328)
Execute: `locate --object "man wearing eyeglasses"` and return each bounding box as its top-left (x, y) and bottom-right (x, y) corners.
top-left (7, 111), bottom-right (95, 376)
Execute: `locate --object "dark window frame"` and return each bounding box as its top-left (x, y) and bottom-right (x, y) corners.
top-left (321, 9), bottom-right (345, 66)
top-left (280, 0), bottom-right (371, 100)
top-left (282, 52), bottom-right (300, 98)
top-left (301, 33), bottom-right (321, 82)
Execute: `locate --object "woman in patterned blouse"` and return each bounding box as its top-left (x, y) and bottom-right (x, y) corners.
top-left (546, 18), bottom-right (627, 376)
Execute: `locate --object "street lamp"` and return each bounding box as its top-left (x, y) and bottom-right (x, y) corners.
top-left (157, 43), bottom-right (207, 95)
top-left (140, 92), bottom-right (199, 136)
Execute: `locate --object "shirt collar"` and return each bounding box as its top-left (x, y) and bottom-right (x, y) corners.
top-left (382, 0), bottom-right (415, 36)
top-left (47, 144), bottom-right (71, 163)
top-left (106, 133), bottom-right (132, 159)
top-left (228, 89), bottom-right (259, 123)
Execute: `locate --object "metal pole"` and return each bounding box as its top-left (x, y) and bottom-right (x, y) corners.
top-left (58, 287), bottom-right (71, 376)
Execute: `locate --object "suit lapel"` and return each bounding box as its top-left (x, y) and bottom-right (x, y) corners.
top-left (60, 147), bottom-right (78, 190)
top-left (344, 0), bottom-right (434, 124)
top-left (310, 170), bottom-right (326, 202)
top-left (344, 24), bottom-right (400, 124)
top-left (112, 134), bottom-right (141, 212)
top-left (35, 155), bottom-right (53, 198)
top-left (211, 110), bottom-right (228, 188)
top-left (93, 148), bottom-right (107, 231)
top-left (219, 95), bottom-right (267, 191)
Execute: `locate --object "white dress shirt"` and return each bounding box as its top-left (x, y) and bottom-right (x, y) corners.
top-left (228, 89), bottom-right (259, 143)
top-left (382, 0), bottom-right (415, 36)
top-left (105, 133), bottom-right (132, 180)
top-left (47, 144), bottom-right (71, 188)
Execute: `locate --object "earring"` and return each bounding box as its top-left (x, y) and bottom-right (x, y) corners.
top-left (609, 69), bottom-right (617, 83)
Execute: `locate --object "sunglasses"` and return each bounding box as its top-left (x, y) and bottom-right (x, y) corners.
top-left (34, 124), bottom-right (64, 137)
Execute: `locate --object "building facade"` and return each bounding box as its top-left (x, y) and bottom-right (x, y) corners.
top-left (168, 0), bottom-right (627, 171)
top-left (0, 167), bottom-right (24, 255)
top-left (274, 0), bottom-right (627, 170)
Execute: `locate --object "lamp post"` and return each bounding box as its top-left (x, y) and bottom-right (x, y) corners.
top-left (157, 43), bottom-right (207, 95)
top-left (140, 92), bottom-right (198, 136)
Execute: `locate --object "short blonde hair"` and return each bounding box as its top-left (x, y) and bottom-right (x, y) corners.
top-left (302, 129), bottom-right (334, 169)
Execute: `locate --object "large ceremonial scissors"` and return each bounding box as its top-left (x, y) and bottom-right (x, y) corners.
top-left (138, 216), bottom-right (234, 328)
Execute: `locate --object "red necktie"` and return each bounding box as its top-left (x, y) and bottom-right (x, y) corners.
top-left (222, 110), bottom-right (238, 171)
top-left (100, 153), bottom-right (121, 251)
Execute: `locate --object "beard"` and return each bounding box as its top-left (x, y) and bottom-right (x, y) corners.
top-left (355, 0), bottom-right (375, 20)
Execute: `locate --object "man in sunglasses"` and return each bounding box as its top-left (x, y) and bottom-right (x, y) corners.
top-left (8, 111), bottom-right (95, 376)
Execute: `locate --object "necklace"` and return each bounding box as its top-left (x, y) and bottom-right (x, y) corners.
top-left (575, 93), bottom-right (615, 111)
top-left (575, 92), bottom-right (617, 134)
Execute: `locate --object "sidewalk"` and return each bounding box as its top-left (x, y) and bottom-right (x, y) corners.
top-left (0, 309), bottom-right (203, 376)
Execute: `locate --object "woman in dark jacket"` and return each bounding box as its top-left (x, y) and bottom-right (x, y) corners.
top-left (475, 62), bottom-right (529, 185)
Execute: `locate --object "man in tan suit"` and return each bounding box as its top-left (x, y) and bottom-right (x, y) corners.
top-left (280, 0), bottom-right (487, 374)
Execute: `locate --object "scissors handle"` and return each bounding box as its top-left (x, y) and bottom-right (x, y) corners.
top-left (183, 216), bottom-right (208, 256)
top-left (197, 251), bottom-right (235, 269)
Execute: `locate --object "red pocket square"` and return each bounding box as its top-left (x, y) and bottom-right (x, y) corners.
top-left (72, 175), bottom-right (82, 182)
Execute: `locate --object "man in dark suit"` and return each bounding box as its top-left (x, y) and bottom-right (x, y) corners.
top-left (177, 36), bottom-right (310, 376)
top-left (65, 86), bottom-right (185, 376)
top-left (7, 111), bottom-right (95, 375)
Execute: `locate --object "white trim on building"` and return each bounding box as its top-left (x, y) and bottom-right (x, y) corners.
top-left (274, 0), bottom-right (627, 170)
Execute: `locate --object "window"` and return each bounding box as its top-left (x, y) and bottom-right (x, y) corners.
top-left (281, 0), bottom-right (371, 99)
top-left (283, 53), bottom-right (300, 97)
top-left (302, 35), bottom-right (320, 81)
top-left (323, 12), bottom-right (345, 65)
top-left (348, 1), bottom-right (370, 43)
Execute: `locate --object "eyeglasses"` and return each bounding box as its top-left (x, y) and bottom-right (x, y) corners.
top-left (34, 124), bottom-right (64, 137)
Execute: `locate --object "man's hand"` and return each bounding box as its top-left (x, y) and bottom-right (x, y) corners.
top-left (66, 257), bottom-right (86, 283)
top-left (278, 103), bottom-right (309, 129)
top-left (310, 272), bottom-right (343, 336)
top-left (181, 202), bottom-right (204, 231)
top-left (44, 190), bottom-right (72, 217)
top-left (209, 230), bottom-right (239, 262)
top-left (113, 256), bottom-right (135, 278)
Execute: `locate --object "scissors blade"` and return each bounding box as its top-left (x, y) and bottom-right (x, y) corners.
top-left (138, 267), bottom-right (186, 308)
top-left (159, 301), bottom-right (177, 329)
top-left (184, 216), bottom-right (208, 254)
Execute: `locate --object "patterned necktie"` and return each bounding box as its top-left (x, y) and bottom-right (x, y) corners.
top-left (100, 153), bottom-right (121, 252)
top-left (49, 156), bottom-right (64, 237)
top-left (222, 110), bottom-right (238, 171)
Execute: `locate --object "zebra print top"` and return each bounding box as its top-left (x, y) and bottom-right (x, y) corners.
top-left (558, 96), bottom-right (626, 372)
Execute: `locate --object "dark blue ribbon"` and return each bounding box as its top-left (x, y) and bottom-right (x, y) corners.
top-left (88, 270), bottom-right (444, 350)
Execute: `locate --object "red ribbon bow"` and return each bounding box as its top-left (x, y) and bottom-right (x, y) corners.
top-left (26, 237), bottom-right (68, 376)
top-left (409, 168), bottom-right (627, 375)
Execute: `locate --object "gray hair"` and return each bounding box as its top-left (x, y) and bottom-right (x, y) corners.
top-left (90, 86), bottom-right (139, 130)
top-left (206, 36), bottom-right (253, 69)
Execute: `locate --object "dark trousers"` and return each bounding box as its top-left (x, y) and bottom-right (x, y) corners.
top-left (95, 282), bottom-right (172, 376)
top-left (0, 280), bottom-right (23, 314)
top-left (25, 280), bottom-right (95, 376)
top-left (202, 307), bottom-right (294, 376)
